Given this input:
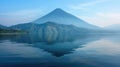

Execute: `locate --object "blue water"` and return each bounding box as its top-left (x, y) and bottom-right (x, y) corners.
top-left (0, 34), bottom-right (120, 67)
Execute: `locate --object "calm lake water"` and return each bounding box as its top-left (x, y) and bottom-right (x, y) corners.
top-left (0, 34), bottom-right (120, 67)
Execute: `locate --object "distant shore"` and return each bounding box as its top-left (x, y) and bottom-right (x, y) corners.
top-left (0, 32), bottom-right (27, 35)
top-left (0, 28), bottom-right (27, 35)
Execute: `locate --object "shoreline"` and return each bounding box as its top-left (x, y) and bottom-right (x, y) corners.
top-left (0, 33), bottom-right (27, 35)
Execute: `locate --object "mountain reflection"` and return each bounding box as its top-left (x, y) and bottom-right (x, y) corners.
top-left (0, 34), bottom-right (101, 57)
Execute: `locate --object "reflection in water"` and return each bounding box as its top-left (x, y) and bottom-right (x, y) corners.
top-left (0, 34), bottom-right (120, 67)
top-left (0, 34), bottom-right (101, 57)
top-left (72, 38), bottom-right (120, 67)
top-left (31, 35), bottom-right (101, 57)
top-left (103, 34), bottom-right (120, 43)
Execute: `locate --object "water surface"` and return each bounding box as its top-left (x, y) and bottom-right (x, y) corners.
top-left (0, 34), bottom-right (120, 67)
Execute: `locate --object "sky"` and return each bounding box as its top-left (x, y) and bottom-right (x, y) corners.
top-left (0, 0), bottom-right (120, 27)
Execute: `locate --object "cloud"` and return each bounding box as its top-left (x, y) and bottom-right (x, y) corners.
top-left (68, 0), bottom-right (120, 27)
top-left (69, 0), bottom-right (109, 10)
top-left (80, 0), bottom-right (108, 6)
top-left (0, 9), bottom-right (43, 26)
top-left (96, 12), bottom-right (120, 19)
top-left (80, 12), bottom-right (120, 27)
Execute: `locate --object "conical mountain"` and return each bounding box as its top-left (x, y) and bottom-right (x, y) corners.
top-left (33, 8), bottom-right (99, 29)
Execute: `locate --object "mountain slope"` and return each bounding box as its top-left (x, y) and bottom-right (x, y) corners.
top-left (10, 22), bottom-right (90, 33)
top-left (9, 23), bottom-right (39, 31)
top-left (33, 8), bottom-right (100, 29)
top-left (10, 22), bottom-right (91, 42)
top-left (0, 24), bottom-right (7, 29)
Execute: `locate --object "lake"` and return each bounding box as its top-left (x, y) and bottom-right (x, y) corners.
top-left (0, 34), bottom-right (120, 67)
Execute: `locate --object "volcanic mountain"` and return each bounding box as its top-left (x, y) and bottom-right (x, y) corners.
top-left (8, 8), bottom-right (107, 42)
top-left (33, 8), bottom-right (100, 29)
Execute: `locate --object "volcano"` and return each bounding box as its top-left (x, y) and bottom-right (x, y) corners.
top-left (33, 8), bottom-right (100, 29)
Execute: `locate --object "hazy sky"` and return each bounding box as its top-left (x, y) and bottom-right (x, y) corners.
top-left (0, 0), bottom-right (120, 27)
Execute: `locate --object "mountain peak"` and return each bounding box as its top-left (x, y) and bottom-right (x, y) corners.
top-left (50, 8), bottom-right (66, 14)
top-left (54, 8), bottom-right (64, 11)
top-left (33, 8), bottom-right (100, 29)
